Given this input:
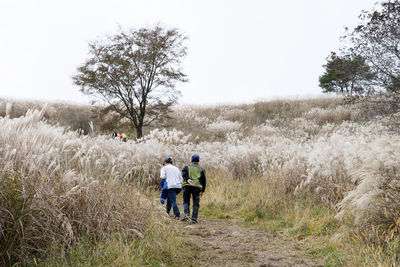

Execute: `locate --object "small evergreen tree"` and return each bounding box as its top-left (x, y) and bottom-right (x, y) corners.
top-left (319, 52), bottom-right (375, 97)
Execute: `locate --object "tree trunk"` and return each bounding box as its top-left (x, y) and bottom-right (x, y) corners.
top-left (136, 126), bottom-right (143, 139)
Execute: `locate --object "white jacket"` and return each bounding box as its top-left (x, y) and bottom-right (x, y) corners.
top-left (160, 164), bottom-right (183, 189)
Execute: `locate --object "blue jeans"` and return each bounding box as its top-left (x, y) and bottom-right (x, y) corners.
top-left (166, 188), bottom-right (181, 217)
top-left (183, 186), bottom-right (201, 220)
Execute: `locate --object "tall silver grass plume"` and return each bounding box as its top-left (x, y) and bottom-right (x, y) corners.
top-left (6, 102), bottom-right (11, 117)
top-left (40, 103), bottom-right (48, 119)
top-left (89, 121), bottom-right (94, 132)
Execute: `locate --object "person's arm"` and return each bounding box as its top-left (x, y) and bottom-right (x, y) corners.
top-left (182, 165), bottom-right (189, 182)
top-left (199, 169), bottom-right (206, 193)
top-left (160, 167), bottom-right (166, 181)
top-left (182, 165), bottom-right (195, 186)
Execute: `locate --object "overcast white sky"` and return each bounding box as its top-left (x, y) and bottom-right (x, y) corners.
top-left (0, 0), bottom-right (378, 105)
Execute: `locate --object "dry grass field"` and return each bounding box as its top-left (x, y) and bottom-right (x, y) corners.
top-left (0, 97), bottom-right (399, 266)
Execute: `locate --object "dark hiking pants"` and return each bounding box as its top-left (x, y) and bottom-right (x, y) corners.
top-left (183, 186), bottom-right (201, 221)
top-left (166, 188), bottom-right (181, 217)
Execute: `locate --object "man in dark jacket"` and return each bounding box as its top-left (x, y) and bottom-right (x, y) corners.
top-left (181, 154), bottom-right (206, 224)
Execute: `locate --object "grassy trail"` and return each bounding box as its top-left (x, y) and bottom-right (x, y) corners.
top-left (171, 217), bottom-right (320, 266)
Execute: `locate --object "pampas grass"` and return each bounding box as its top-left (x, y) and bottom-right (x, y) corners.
top-left (0, 109), bottom-right (149, 265)
top-left (1, 96), bottom-right (399, 265)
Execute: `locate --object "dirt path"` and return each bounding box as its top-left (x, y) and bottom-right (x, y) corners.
top-left (176, 218), bottom-right (320, 267)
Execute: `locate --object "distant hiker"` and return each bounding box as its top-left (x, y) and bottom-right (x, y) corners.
top-left (181, 154), bottom-right (206, 224)
top-left (112, 131), bottom-right (118, 139)
top-left (120, 133), bottom-right (127, 142)
top-left (160, 157), bottom-right (183, 219)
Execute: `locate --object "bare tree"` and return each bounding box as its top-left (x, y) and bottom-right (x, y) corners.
top-left (73, 25), bottom-right (188, 138)
top-left (342, 0), bottom-right (400, 94)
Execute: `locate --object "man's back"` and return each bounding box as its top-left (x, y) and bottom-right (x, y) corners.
top-left (160, 164), bottom-right (182, 189)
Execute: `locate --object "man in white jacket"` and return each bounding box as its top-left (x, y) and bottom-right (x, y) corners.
top-left (160, 157), bottom-right (183, 219)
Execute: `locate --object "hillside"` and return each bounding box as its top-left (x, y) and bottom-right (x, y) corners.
top-left (0, 97), bottom-right (399, 266)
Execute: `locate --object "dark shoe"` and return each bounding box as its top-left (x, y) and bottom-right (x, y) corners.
top-left (181, 215), bottom-right (190, 222)
top-left (190, 219), bottom-right (198, 224)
